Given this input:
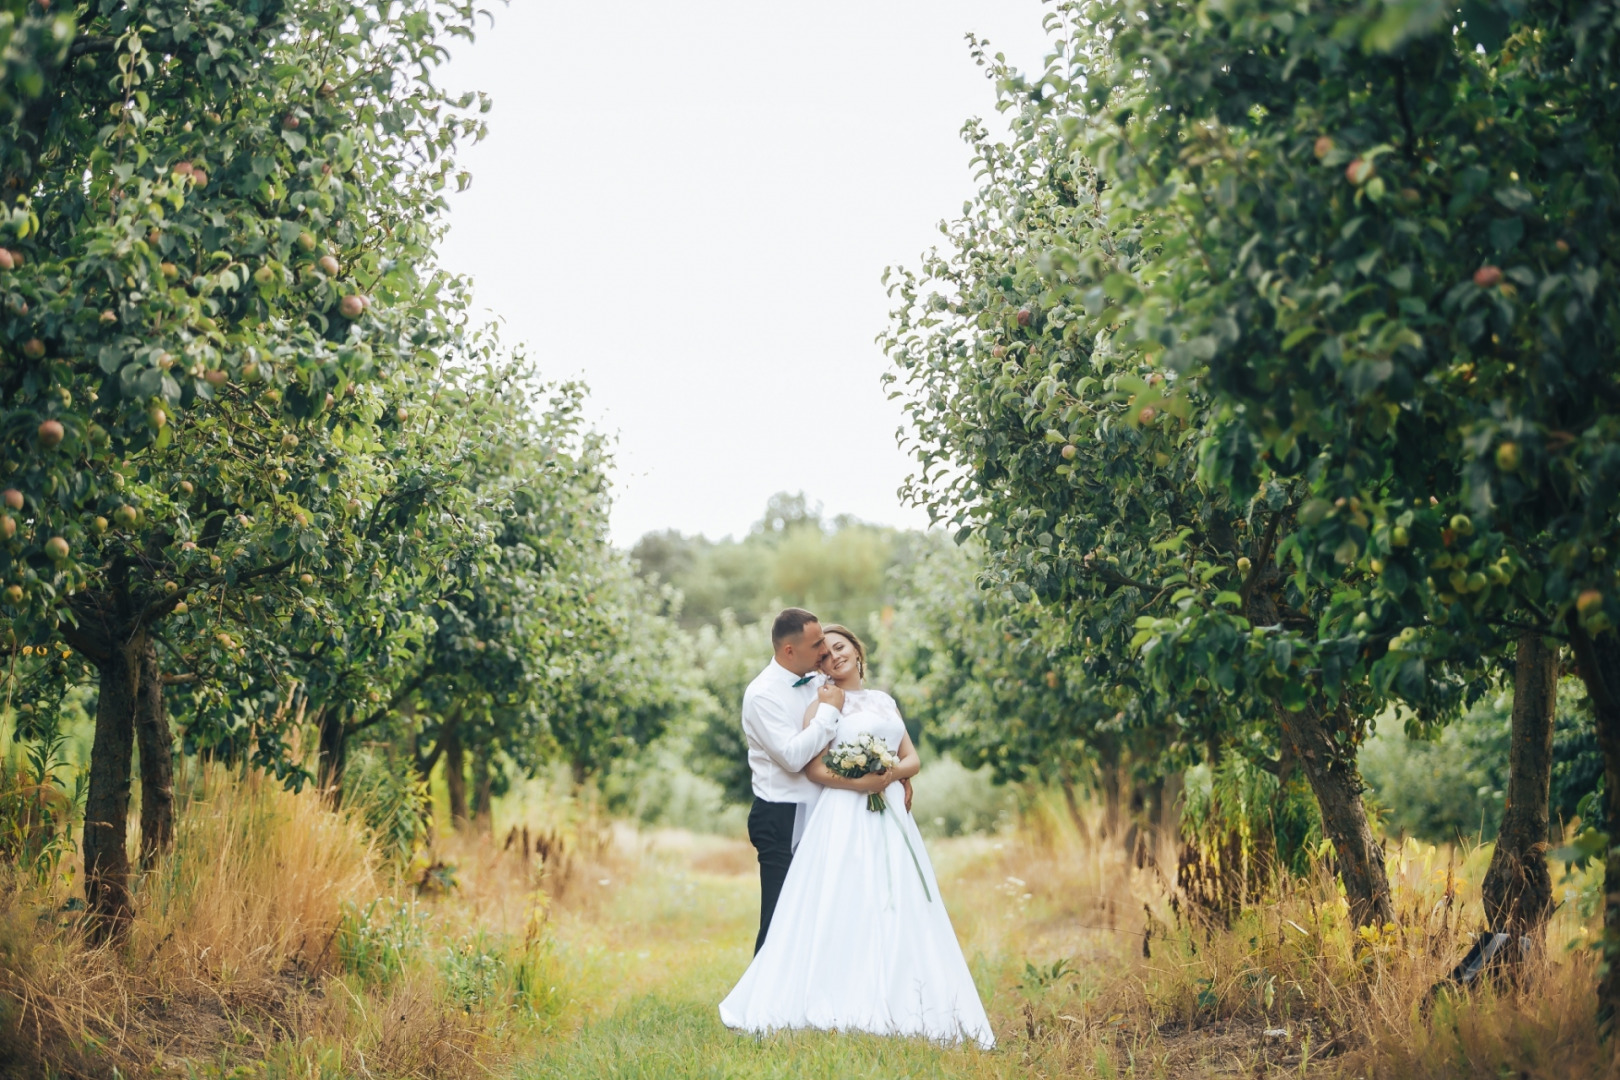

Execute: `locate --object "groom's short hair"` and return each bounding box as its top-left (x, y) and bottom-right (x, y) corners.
top-left (771, 607), bottom-right (819, 647)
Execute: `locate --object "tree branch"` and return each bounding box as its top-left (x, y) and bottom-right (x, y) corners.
top-left (1393, 60), bottom-right (1420, 165)
top-left (58, 622), bottom-right (111, 666)
top-left (347, 665), bottom-right (437, 736)
top-left (137, 554), bottom-right (298, 626)
top-left (69, 36), bottom-right (117, 59)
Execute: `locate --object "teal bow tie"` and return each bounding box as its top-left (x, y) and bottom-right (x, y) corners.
top-left (792, 675), bottom-right (814, 687)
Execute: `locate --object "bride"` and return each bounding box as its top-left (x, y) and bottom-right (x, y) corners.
top-left (719, 624), bottom-right (995, 1049)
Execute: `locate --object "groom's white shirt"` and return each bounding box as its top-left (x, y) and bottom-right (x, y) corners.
top-left (742, 659), bottom-right (841, 847)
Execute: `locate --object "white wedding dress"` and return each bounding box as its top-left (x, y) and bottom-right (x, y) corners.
top-left (719, 689), bottom-right (995, 1049)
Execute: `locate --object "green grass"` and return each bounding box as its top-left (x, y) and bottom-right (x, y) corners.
top-left (510, 835), bottom-right (1019, 1080)
top-left (519, 996), bottom-right (1013, 1080)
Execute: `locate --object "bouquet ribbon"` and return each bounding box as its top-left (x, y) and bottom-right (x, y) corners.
top-left (881, 793), bottom-right (932, 903)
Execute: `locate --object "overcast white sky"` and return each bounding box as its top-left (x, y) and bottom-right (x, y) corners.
top-left (439, 1), bottom-right (1055, 546)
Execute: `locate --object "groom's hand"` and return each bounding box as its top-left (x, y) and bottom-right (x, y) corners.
top-left (817, 684), bottom-right (845, 712)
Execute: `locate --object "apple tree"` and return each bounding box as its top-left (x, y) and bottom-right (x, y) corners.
top-left (891, 0), bottom-right (1620, 972)
top-left (887, 11), bottom-right (1501, 928)
top-left (1066, 0), bottom-right (1620, 994)
top-left (0, 0), bottom-right (489, 933)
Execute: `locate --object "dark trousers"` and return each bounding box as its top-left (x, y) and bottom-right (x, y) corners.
top-left (748, 797), bottom-right (797, 954)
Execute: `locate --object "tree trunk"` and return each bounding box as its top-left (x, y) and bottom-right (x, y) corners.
top-left (1481, 632), bottom-right (1557, 938)
top-left (317, 708), bottom-right (348, 810)
top-left (443, 720), bottom-right (467, 829)
top-left (1568, 623), bottom-right (1620, 1035)
top-left (470, 745), bottom-right (495, 833)
top-left (134, 638), bottom-right (174, 867)
top-left (1275, 699), bottom-right (1394, 928)
top-left (83, 634), bottom-right (141, 937)
top-left (1097, 749), bottom-right (1124, 839)
top-left (1057, 762), bottom-right (1093, 844)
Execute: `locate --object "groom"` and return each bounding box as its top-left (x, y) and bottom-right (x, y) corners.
top-left (739, 607), bottom-right (843, 954)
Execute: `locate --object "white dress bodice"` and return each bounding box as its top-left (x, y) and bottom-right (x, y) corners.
top-left (831, 689), bottom-right (906, 754)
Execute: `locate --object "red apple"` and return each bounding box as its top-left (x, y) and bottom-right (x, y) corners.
top-left (339, 294), bottom-right (364, 318)
top-left (0, 249), bottom-right (13, 271)
top-left (1015, 308), bottom-right (1032, 327)
top-left (1313, 135), bottom-right (1333, 159)
top-left (318, 254), bottom-right (341, 276)
top-left (1345, 158), bottom-right (1374, 185)
top-left (22, 338), bottom-right (44, 360)
top-left (37, 419), bottom-right (63, 448)
top-left (1473, 265), bottom-right (1502, 288)
top-left (282, 114), bottom-right (300, 130)
top-left (1, 489), bottom-right (20, 511)
top-left (204, 369), bottom-right (228, 388)
top-left (0, 517), bottom-right (14, 541)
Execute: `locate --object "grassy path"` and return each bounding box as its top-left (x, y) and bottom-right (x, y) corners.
top-left (511, 831), bottom-right (1026, 1080)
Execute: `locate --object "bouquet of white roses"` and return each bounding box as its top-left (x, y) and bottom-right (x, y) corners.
top-left (822, 733), bottom-right (900, 812)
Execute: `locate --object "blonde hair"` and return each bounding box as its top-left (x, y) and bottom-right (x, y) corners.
top-left (822, 623), bottom-right (867, 679)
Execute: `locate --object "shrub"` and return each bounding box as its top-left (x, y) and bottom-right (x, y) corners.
top-left (336, 897), bottom-right (427, 990)
top-left (344, 748), bottom-right (431, 871)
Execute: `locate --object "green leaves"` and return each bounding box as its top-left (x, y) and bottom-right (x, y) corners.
top-left (0, 1), bottom-right (673, 802)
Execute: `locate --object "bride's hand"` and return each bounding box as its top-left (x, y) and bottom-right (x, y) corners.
top-left (817, 683), bottom-right (845, 712)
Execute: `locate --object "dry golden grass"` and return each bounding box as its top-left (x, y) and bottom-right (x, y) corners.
top-left (1, 769), bottom-right (1611, 1079)
top-left (925, 795), bottom-right (1612, 1078)
top-left (0, 763), bottom-right (583, 1079)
